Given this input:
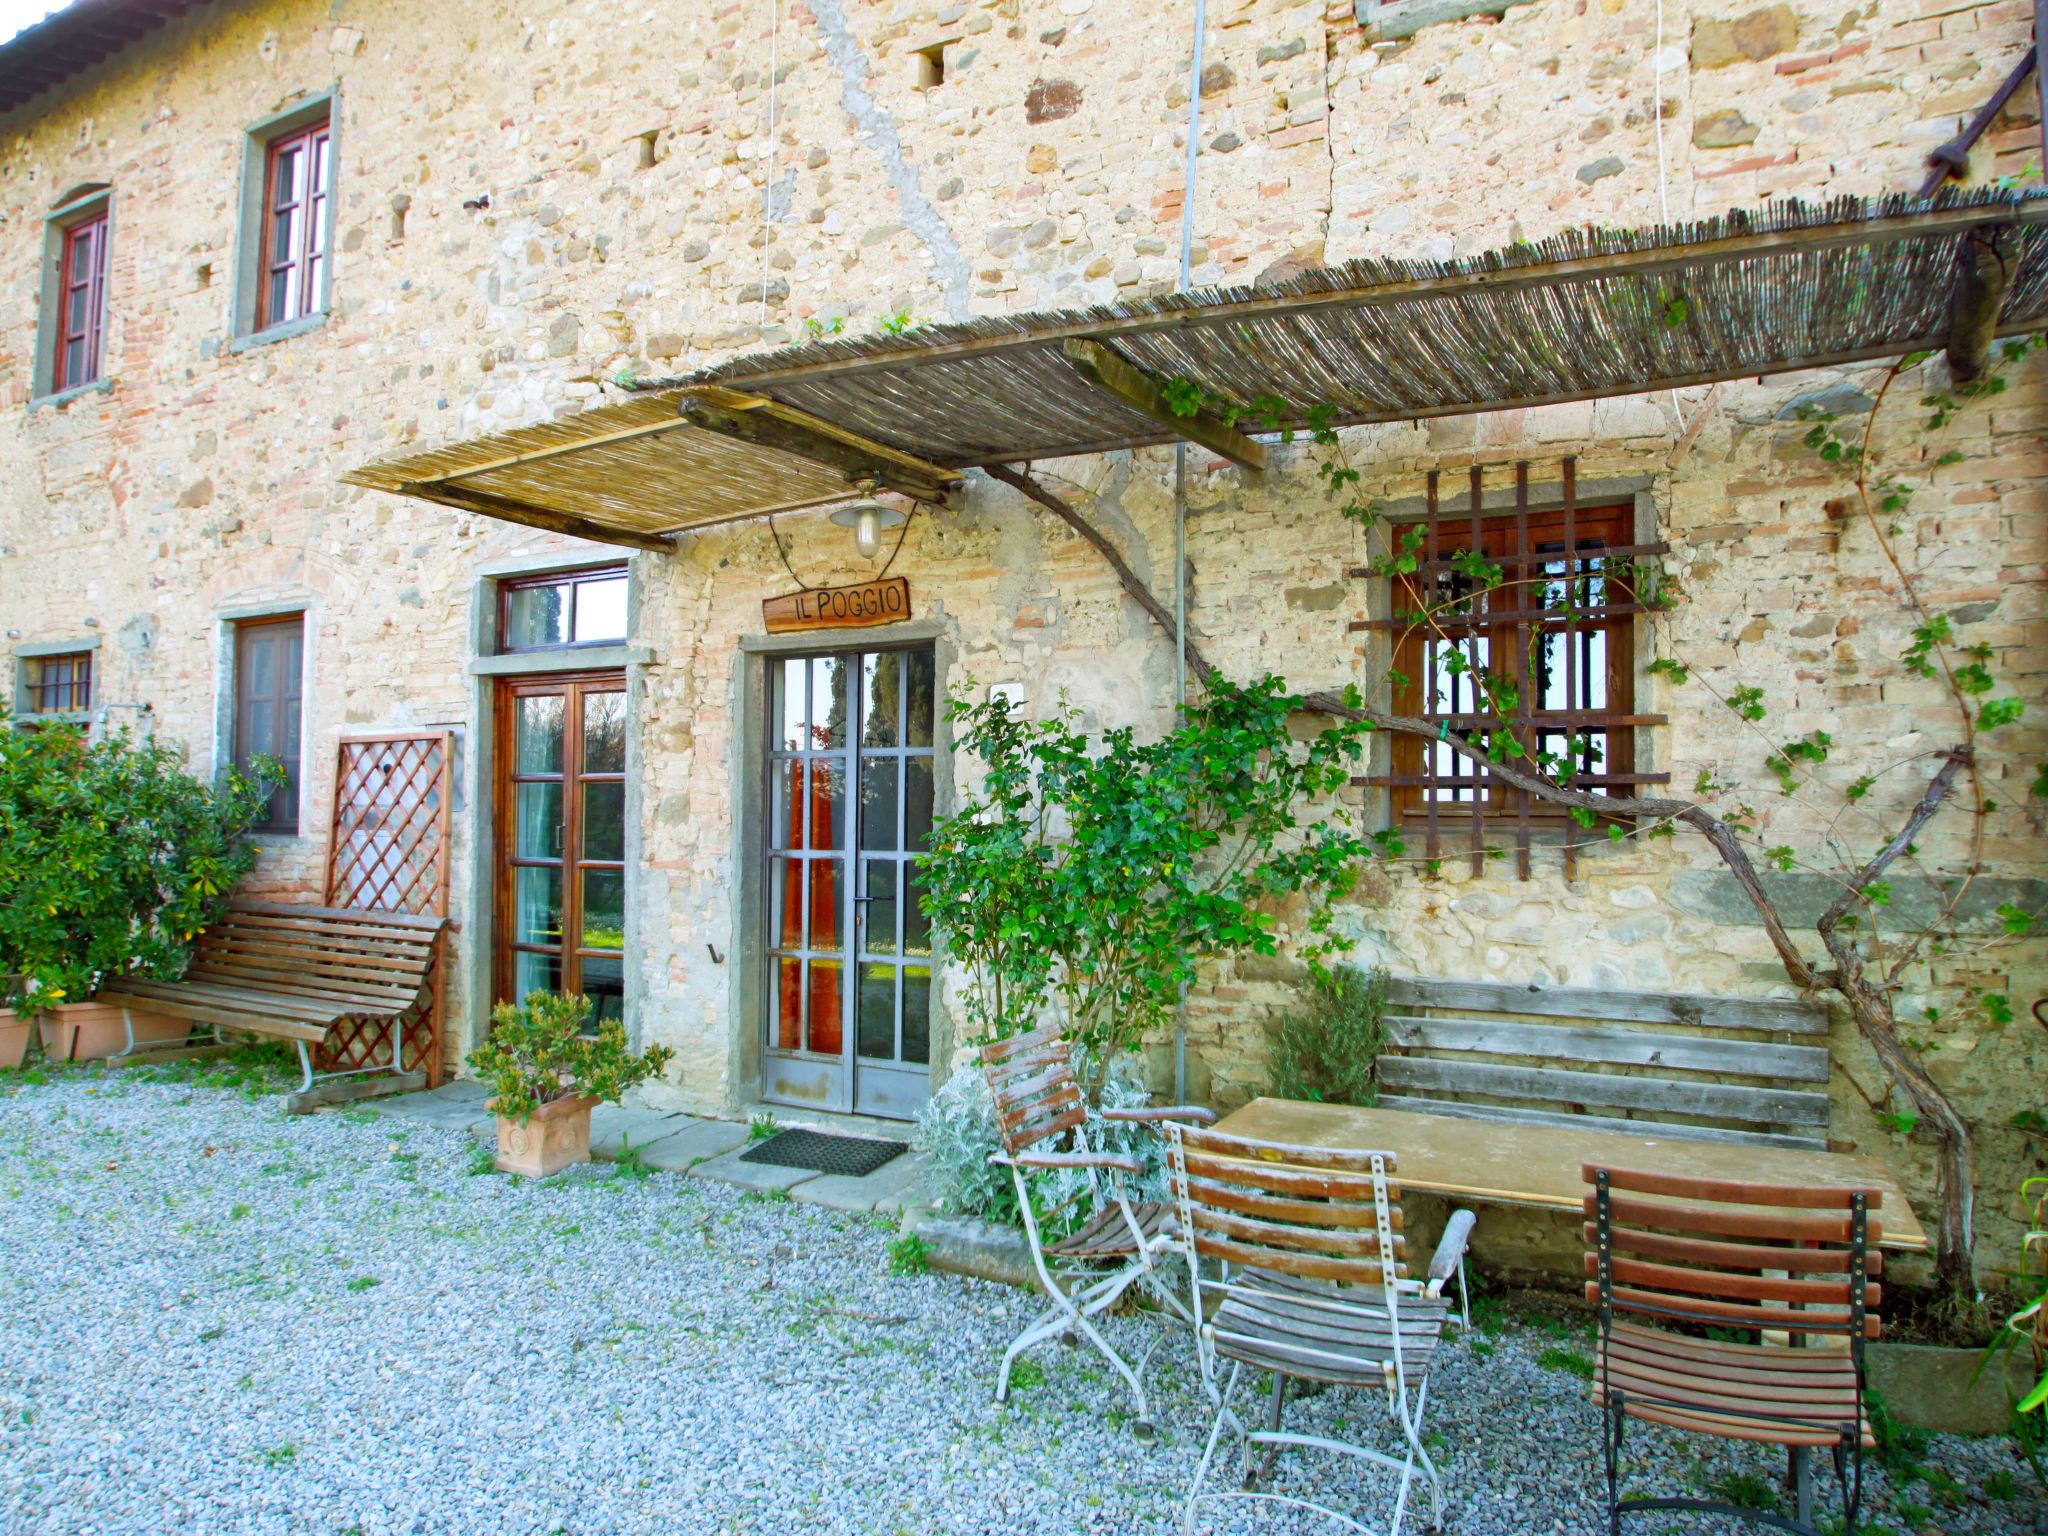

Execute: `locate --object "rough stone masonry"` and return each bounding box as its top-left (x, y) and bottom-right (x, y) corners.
top-left (0, 0), bottom-right (2042, 1274)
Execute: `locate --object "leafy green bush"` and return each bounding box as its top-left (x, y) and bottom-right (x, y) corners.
top-left (1264, 964), bottom-right (1388, 1106)
top-left (467, 991), bottom-right (674, 1122)
top-left (918, 675), bottom-right (1381, 1080)
top-left (0, 720), bottom-right (275, 1017)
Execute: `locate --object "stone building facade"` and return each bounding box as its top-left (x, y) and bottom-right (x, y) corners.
top-left (0, 0), bottom-right (2042, 1271)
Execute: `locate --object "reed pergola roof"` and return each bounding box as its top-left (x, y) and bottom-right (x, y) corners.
top-left (345, 192), bottom-right (2048, 550)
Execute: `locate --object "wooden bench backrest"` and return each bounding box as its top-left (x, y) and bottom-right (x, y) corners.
top-left (1378, 977), bottom-right (1832, 1151)
top-left (184, 901), bottom-right (443, 1016)
top-left (1583, 1162), bottom-right (1881, 1341)
top-left (979, 1025), bottom-right (1085, 1157)
top-left (1168, 1124), bottom-right (1407, 1285)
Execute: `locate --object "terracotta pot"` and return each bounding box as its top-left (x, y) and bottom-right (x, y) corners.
top-left (38, 1001), bottom-right (193, 1063)
top-left (0, 1008), bottom-right (31, 1070)
top-left (493, 1093), bottom-right (600, 1178)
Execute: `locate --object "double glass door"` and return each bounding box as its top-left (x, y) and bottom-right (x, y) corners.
top-left (496, 673), bottom-right (627, 1030)
top-left (763, 647), bottom-right (936, 1119)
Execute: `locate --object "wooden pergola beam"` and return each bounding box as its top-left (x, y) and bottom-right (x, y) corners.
top-left (677, 388), bottom-right (961, 506)
top-left (1061, 338), bottom-right (1267, 472)
top-left (403, 483), bottom-right (676, 554)
top-left (1944, 223), bottom-right (2021, 383)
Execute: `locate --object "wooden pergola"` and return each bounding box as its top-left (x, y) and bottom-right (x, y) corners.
top-left (345, 192), bottom-right (2048, 551)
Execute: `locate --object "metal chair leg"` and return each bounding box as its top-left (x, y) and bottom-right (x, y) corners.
top-left (1246, 1373), bottom-right (1288, 1488)
top-left (1789, 1445), bottom-right (1812, 1528)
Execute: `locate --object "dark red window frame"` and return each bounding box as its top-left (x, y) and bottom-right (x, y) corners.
top-left (258, 117), bottom-right (332, 330)
top-left (55, 210), bottom-right (109, 392)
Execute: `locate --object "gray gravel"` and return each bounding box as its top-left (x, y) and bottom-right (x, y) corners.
top-left (1, 1065), bottom-right (2038, 1536)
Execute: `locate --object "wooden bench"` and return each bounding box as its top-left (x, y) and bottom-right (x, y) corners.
top-left (1376, 976), bottom-right (1833, 1151)
top-left (97, 901), bottom-right (447, 1111)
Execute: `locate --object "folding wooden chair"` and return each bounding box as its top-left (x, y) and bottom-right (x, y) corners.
top-left (979, 1026), bottom-right (1215, 1443)
top-left (1166, 1123), bottom-right (1476, 1536)
top-left (1583, 1163), bottom-right (1882, 1536)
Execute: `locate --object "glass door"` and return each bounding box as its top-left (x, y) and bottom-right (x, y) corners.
top-left (496, 673), bottom-right (628, 1030)
top-left (763, 647), bottom-right (935, 1119)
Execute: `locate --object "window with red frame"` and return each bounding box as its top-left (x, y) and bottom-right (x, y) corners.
top-left (55, 211), bottom-right (108, 392)
top-left (259, 117), bottom-right (331, 329)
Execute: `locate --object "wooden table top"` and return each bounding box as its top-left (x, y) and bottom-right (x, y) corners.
top-left (1213, 1098), bottom-right (1928, 1252)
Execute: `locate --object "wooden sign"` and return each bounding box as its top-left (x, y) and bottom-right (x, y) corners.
top-left (762, 576), bottom-right (912, 634)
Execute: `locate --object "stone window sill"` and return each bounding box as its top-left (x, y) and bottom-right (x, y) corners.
top-left (27, 378), bottom-right (116, 414)
top-left (227, 311), bottom-right (328, 355)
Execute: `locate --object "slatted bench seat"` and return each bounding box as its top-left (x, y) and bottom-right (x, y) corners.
top-left (1377, 976), bottom-right (1832, 1151)
top-left (97, 901), bottom-right (447, 1112)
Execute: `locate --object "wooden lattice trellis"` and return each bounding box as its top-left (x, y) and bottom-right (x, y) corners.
top-left (1350, 456), bottom-right (1672, 881)
top-left (314, 731), bottom-right (454, 1085)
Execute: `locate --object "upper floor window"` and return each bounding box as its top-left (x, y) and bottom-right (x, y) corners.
top-left (56, 210), bottom-right (109, 392)
top-left (499, 566), bottom-right (630, 652)
top-left (19, 650), bottom-right (93, 718)
top-left (259, 116), bottom-right (331, 329)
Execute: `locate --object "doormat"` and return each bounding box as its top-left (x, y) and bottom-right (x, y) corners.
top-left (740, 1129), bottom-right (908, 1178)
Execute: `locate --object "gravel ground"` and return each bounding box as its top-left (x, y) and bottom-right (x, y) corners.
top-left (1, 1062), bottom-right (2039, 1536)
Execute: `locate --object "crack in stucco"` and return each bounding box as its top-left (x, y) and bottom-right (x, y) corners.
top-left (805, 0), bottom-right (971, 321)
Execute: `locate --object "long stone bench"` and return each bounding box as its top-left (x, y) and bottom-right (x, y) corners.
top-left (1376, 976), bottom-right (1833, 1151)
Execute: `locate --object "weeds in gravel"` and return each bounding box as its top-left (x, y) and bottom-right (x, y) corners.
top-left (1007, 1359), bottom-right (1045, 1393)
top-left (465, 1143), bottom-right (499, 1177)
top-left (252, 1443), bottom-right (298, 1468)
top-left (887, 1233), bottom-right (932, 1276)
top-left (1705, 1469), bottom-right (1779, 1511)
top-left (1534, 1345), bottom-right (1594, 1380)
top-left (612, 1136), bottom-right (654, 1182)
top-left (1866, 1388), bottom-right (1930, 1483)
top-left (741, 1187), bottom-right (791, 1205)
top-left (345, 1277), bottom-right (381, 1293)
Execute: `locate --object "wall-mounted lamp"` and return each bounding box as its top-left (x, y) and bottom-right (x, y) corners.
top-left (828, 498), bottom-right (907, 561)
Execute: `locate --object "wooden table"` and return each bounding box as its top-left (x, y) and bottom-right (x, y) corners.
top-left (1214, 1098), bottom-right (1927, 1252)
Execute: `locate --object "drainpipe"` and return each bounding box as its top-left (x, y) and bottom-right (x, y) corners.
top-left (1172, 0), bottom-right (1207, 1107)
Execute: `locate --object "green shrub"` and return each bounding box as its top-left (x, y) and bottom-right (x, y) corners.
top-left (466, 991), bottom-right (674, 1122)
top-left (1264, 964), bottom-right (1388, 1106)
top-left (886, 1233), bottom-right (932, 1276)
top-left (0, 720), bottom-right (275, 1017)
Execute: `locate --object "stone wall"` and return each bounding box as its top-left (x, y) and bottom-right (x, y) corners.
top-left (0, 0), bottom-right (2041, 1274)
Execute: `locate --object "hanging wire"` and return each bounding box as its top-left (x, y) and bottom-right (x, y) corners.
top-left (876, 508), bottom-right (915, 579)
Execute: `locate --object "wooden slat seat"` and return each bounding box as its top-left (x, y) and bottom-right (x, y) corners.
top-left (1048, 1202), bottom-right (1176, 1261)
top-left (1379, 976), bottom-right (1833, 1150)
top-left (97, 901), bottom-right (446, 1106)
top-left (1211, 1269), bottom-right (1451, 1387)
top-left (1594, 1322), bottom-right (1872, 1448)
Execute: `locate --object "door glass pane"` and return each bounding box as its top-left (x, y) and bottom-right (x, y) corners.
top-left (807, 959), bottom-right (843, 1054)
top-left (505, 583), bottom-right (569, 649)
top-left (810, 655), bottom-right (848, 751)
top-left (572, 576), bottom-right (628, 643)
top-left (581, 780), bottom-right (626, 862)
top-left (905, 758), bottom-right (935, 852)
top-left (515, 782), bottom-right (563, 858)
top-left (579, 955), bottom-right (624, 1032)
top-left (770, 857), bottom-right (803, 948)
top-left (582, 690), bottom-right (626, 774)
top-left (904, 868), bottom-right (931, 956)
top-left (513, 950), bottom-right (562, 1001)
top-left (769, 760), bottom-right (797, 851)
top-left (857, 963), bottom-right (897, 1060)
top-left (580, 869), bottom-right (626, 950)
top-left (901, 966), bottom-right (932, 1065)
top-left (858, 759), bottom-right (899, 851)
top-left (862, 859), bottom-right (899, 956)
top-left (805, 859), bottom-right (842, 954)
top-left (513, 866), bottom-right (563, 945)
top-left (905, 649), bottom-right (936, 747)
top-left (776, 659), bottom-right (806, 751)
top-left (516, 695), bottom-right (565, 773)
top-left (803, 761), bottom-right (846, 851)
top-left (774, 957), bottom-right (803, 1050)
top-left (862, 652), bottom-right (902, 748)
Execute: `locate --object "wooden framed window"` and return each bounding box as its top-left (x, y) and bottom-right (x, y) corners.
top-left (234, 615), bottom-right (305, 833)
top-left (22, 651), bottom-right (92, 716)
top-left (1368, 465), bottom-right (1668, 877)
top-left (55, 210), bottom-right (109, 392)
top-left (498, 565), bottom-right (629, 652)
top-left (258, 116), bottom-right (331, 329)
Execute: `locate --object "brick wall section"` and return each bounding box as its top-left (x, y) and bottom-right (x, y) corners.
top-left (0, 0), bottom-right (2041, 1270)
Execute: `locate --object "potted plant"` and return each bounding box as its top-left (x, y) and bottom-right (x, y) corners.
top-left (468, 991), bottom-right (674, 1177)
top-left (0, 717), bottom-right (275, 1064)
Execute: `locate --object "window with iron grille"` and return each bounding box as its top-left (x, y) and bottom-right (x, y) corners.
top-left (55, 210), bottom-right (109, 392)
top-left (257, 116), bottom-right (331, 330)
top-left (1358, 463), bottom-right (1669, 878)
top-left (20, 651), bottom-right (93, 717)
top-left (234, 615), bottom-right (305, 833)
